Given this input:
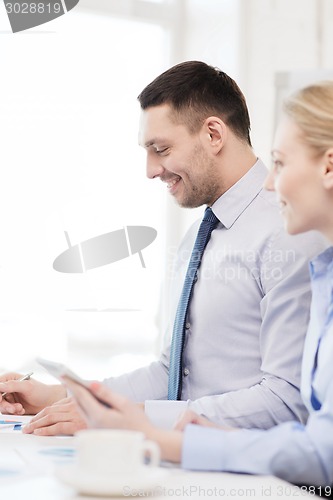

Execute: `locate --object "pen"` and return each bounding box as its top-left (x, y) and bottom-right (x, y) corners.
top-left (1, 372), bottom-right (34, 398)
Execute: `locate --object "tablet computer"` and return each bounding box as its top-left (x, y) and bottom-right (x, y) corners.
top-left (36, 357), bottom-right (111, 407)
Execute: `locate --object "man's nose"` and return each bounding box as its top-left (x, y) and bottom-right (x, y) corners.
top-left (146, 157), bottom-right (165, 179)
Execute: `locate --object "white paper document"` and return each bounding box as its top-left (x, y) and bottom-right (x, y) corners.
top-left (144, 400), bottom-right (188, 429)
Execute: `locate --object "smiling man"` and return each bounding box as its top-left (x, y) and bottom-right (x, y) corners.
top-left (140, 103), bottom-right (232, 208)
top-left (0, 61), bottom-right (328, 435)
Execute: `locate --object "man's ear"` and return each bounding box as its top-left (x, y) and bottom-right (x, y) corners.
top-left (202, 116), bottom-right (226, 154)
top-left (322, 148), bottom-right (333, 190)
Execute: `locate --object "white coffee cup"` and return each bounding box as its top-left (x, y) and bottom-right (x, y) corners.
top-left (75, 429), bottom-right (160, 477)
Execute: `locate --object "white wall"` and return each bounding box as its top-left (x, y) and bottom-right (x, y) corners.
top-left (237, 0), bottom-right (333, 164)
top-left (165, 0), bottom-right (333, 238)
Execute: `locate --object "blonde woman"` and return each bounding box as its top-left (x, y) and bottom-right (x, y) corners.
top-left (64, 80), bottom-right (333, 489)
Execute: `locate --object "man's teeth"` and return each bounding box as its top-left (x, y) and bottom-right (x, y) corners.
top-left (167, 179), bottom-right (179, 188)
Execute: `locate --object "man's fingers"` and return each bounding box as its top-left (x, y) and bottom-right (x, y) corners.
top-left (63, 379), bottom-right (126, 428)
top-left (63, 378), bottom-right (133, 416)
top-left (0, 381), bottom-right (19, 393)
top-left (63, 379), bottom-right (102, 416)
top-left (0, 402), bottom-right (25, 415)
top-left (53, 397), bottom-right (72, 407)
top-left (24, 409), bottom-right (86, 435)
top-left (29, 399), bottom-right (79, 424)
top-left (0, 373), bottom-right (23, 384)
top-left (0, 391), bottom-right (25, 415)
top-left (30, 407), bottom-right (61, 423)
top-left (0, 379), bottom-right (30, 396)
top-left (25, 420), bottom-right (86, 437)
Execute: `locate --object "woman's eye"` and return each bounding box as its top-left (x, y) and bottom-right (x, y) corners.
top-left (272, 159), bottom-right (283, 172)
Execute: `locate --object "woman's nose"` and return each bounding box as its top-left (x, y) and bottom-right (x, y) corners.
top-left (263, 169), bottom-right (275, 191)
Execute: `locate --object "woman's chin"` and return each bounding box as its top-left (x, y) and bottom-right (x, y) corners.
top-left (284, 219), bottom-right (305, 236)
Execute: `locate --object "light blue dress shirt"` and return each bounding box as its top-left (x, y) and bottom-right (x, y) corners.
top-left (105, 160), bottom-right (328, 429)
top-left (182, 247), bottom-right (333, 486)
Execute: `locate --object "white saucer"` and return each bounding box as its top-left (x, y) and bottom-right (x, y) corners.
top-left (55, 464), bottom-right (169, 496)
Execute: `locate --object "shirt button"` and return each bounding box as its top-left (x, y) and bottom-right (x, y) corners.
top-left (185, 322), bottom-right (191, 330)
top-left (184, 367), bottom-right (190, 376)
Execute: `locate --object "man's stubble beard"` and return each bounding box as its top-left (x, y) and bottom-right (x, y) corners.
top-left (177, 147), bottom-right (222, 209)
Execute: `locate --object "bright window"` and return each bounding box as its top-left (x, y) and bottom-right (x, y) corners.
top-left (0, 7), bottom-right (169, 378)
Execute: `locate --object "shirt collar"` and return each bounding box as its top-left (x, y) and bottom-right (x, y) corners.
top-left (310, 246), bottom-right (333, 277)
top-left (211, 159), bottom-right (268, 229)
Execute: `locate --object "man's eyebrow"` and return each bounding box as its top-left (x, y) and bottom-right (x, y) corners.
top-left (144, 137), bottom-right (165, 148)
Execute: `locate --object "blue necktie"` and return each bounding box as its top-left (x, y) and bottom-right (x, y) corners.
top-left (168, 207), bottom-right (219, 400)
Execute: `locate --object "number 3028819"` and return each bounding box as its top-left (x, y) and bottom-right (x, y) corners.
top-left (277, 484), bottom-right (332, 497)
top-left (5, 3), bottom-right (62, 14)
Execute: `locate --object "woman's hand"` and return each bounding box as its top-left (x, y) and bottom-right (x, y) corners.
top-left (63, 379), bottom-right (184, 463)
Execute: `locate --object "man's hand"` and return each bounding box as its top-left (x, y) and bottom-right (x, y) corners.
top-left (63, 379), bottom-right (183, 463)
top-left (23, 397), bottom-right (87, 436)
top-left (63, 378), bottom-right (153, 434)
top-left (0, 372), bottom-right (65, 415)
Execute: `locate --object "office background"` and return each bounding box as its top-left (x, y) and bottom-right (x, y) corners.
top-left (0, 0), bottom-right (332, 380)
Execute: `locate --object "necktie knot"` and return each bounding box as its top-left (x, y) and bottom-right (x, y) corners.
top-left (202, 207), bottom-right (218, 224)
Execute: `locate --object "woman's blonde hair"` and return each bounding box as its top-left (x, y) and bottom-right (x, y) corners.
top-left (284, 80), bottom-right (333, 157)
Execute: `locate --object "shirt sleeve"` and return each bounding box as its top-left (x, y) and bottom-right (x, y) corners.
top-left (102, 346), bottom-right (170, 402)
top-left (182, 380), bottom-right (333, 486)
top-left (187, 229), bottom-right (327, 429)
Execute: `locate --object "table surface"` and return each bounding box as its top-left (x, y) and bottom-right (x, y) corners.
top-left (0, 431), bottom-right (314, 500)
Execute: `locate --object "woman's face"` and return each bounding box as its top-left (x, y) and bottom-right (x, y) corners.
top-left (264, 116), bottom-right (331, 236)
